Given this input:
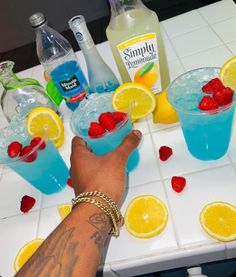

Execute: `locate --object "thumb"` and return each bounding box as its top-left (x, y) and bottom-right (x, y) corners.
top-left (115, 130), bottom-right (142, 160)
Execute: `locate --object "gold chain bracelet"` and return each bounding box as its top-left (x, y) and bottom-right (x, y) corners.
top-left (72, 191), bottom-right (123, 237)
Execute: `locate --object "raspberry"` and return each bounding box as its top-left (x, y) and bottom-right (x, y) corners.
top-left (202, 78), bottom-right (224, 94)
top-left (88, 122), bottom-right (106, 138)
top-left (67, 177), bottom-right (73, 188)
top-left (20, 195), bottom-right (36, 213)
top-left (19, 146), bottom-right (37, 163)
top-left (159, 146), bottom-right (173, 161)
top-left (7, 141), bottom-right (23, 158)
top-left (112, 112), bottom-right (127, 124)
top-left (198, 96), bottom-right (218, 111)
top-left (171, 176), bottom-right (186, 193)
top-left (98, 112), bottom-right (117, 131)
top-left (213, 87), bottom-right (234, 106)
top-left (30, 137), bottom-right (46, 150)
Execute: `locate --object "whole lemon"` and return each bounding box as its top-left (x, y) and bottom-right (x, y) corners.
top-left (153, 90), bottom-right (178, 124)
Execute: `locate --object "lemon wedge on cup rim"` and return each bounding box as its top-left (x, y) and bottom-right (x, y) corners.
top-left (200, 201), bottom-right (236, 242)
top-left (220, 56), bottom-right (236, 89)
top-left (112, 82), bottom-right (156, 121)
top-left (14, 238), bottom-right (44, 272)
top-left (26, 107), bottom-right (64, 147)
top-left (125, 195), bottom-right (168, 239)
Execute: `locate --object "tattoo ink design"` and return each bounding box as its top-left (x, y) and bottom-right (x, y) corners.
top-left (16, 226), bottom-right (79, 277)
top-left (88, 213), bottom-right (110, 251)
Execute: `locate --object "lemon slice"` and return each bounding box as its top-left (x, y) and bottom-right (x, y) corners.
top-left (200, 201), bottom-right (236, 242)
top-left (125, 195), bottom-right (168, 239)
top-left (112, 83), bottom-right (156, 121)
top-left (53, 133), bottom-right (65, 149)
top-left (153, 90), bottom-right (178, 124)
top-left (57, 203), bottom-right (72, 220)
top-left (220, 56), bottom-right (236, 89)
top-left (14, 238), bottom-right (44, 272)
top-left (26, 107), bottom-right (64, 141)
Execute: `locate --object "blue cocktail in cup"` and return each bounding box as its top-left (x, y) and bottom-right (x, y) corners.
top-left (71, 93), bottom-right (139, 171)
top-left (167, 67), bottom-right (236, 160)
top-left (0, 116), bottom-right (69, 194)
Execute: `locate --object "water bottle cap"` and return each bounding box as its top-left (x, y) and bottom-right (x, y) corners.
top-left (29, 13), bottom-right (47, 28)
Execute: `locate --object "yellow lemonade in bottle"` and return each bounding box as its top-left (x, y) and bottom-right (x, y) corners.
top-left (106, 0), bottom-right (170, 93)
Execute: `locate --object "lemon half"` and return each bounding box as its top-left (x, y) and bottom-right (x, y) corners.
top-left (200, 201), bottom-right (236, 242)
top-left (125, 195), bottom-right (168, 239)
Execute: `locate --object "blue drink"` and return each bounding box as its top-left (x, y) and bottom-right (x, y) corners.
top-left (168, 67), bottom-right (236, 160)
top-left (51, 60), bottom-right (89, 111)
top-left (0, 119), bottom-right (69, 194)
top-left (8, 141), bottom-right (68, 194)
top-left (71, 93), bottom-right (139, 172)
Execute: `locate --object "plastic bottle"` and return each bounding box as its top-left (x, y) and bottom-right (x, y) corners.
top-left (0, 60), bottom-right (59, 122)
top-left (68, 15), bottom-right (120, 93)
top-left (106, 0), bottom-right (170, 94)
top-left (29, 12), bottom-right (90, 111)
top-left (187, 266), bottom-right (208, 277)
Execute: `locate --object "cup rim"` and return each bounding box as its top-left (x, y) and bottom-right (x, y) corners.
top-left (167, 67), bottom-right (236, 116)
top-left (1, 132), bottom-right (48, 165)
top-left (70, 92), bottom-right (130, 139)
top-left (72, 112), bottom-right (129, 140)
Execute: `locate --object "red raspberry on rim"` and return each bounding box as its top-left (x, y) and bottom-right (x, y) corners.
top-left (7, 141), bottom-right (22, 158)
top-left (112, 111), bottom-right (127, 124)
top-left (98, 112), bottom-right (117, 131)
top-left (30, 137), bottom-right (46, 150)
top-left (19, 145), bottom-right (37, 163)
top-left (88, 122), bottom-right (106, 138)
top-left (202, 78), bottom-right (225, 94)
top-left (213, 87), bottom-right (234, 106)
top-left (198, 96), bottom-right (218, 111)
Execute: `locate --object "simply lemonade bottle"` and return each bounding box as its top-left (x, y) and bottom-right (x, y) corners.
top-left (106, 0), bottom-right (170, 93)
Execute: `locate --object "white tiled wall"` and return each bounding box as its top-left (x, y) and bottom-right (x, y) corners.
top-left (1, 1), bottom-right (236, 276)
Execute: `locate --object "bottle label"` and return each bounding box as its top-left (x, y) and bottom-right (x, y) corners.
top-left (59, 75), bottom-right (80, 91)
top-left (51, 62), bottom-right (89, 106)
top-left (117, 33), bottom-right (161, 93)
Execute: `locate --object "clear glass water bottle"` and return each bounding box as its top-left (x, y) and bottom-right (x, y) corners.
top-left (0, 60), bottom-right (59, 122)
top-left (29, 12), bottom-right (90, 111)
top-left (68, 15), bottom-right (120, 93)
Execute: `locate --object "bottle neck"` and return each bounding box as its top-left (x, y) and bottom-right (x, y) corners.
top-left (0, 62), bottom-right (20, 89)
top-left (69, 15), bottom-right (95, 51)
top-left (108, 0), bottom-right (144, 15)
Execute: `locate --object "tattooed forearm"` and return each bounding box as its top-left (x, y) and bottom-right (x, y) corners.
top-left (15, 209), bottom-right (110, 277)
top-left (87, 213), bottom-right (110, 251)
top-left (16, 225), bottom-right (80, 277)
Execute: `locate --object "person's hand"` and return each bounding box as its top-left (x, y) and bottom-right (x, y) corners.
top-left (70, 130), bottom-right (142, 204)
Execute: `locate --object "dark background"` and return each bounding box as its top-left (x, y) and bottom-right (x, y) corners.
top-left (0, 0), bottom-right (222, 72)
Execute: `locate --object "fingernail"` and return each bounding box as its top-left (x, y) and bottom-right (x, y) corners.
top-left (133, 129), bottom-right (142, 140)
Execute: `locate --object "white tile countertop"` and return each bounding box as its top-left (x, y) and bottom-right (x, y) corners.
top-left (1, 0), bottom-right (236, 276)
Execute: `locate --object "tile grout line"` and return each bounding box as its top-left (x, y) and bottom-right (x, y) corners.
top-left (161, 23), bottom-right (187, 72)
top-left (196, 8), bottom-right (236, 56)
top-left (147, 124), bottom-right (182, 249)
top-left (35, 192), bottom-right (44, 238)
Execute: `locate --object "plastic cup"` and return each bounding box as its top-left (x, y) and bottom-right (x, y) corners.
top-left (167, 67), bottom-right (236, 160)
top-left (71, 93), bottom-right (139, 172)
top-left (0, 119), bottom-right (69, 194)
